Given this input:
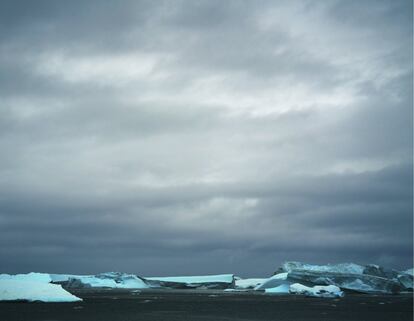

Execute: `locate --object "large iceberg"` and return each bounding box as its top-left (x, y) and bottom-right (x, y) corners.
top-left (0, 272), bottom-right (52, 283)
top-left (279, 262), bottom-right (365, 275)
top-left (287, 270), bottom-right (401, 294)
top-left (0, 279), bottom-right (81, 302)
top-left (58, 273), bottom-right (235, 290)
top-left (275, 261), bottom-right (411, 294)
top-left (62, 272), bottom-right (149, 289)
top-left (145, 274), bottom-right (235, 289)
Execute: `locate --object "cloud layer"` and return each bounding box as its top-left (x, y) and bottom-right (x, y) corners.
top-left (0, 0), bottom-right (412, 277)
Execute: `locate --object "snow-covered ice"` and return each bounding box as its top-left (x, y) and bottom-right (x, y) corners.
top-left (235, 278), bottom-right (267, 289)
top-left (64, 272), bottom-right (149, 289)
top-left (282, 262), bottom-right (365, 274)
top-left (50, 274), bottom-right (88, 283)
top-left (289, 283), bottom-right (344, 298)
top-left (254, 273), bottom-right (290, 290)
top-left (0, 279), bottom-right (82, 302)
top-left (0, 272), bottom-right (52, 283)
top-left (402, 268), bottom-right (413, 276)
top-left (264, 284), bottom-right (290, 294)
top-left (145, 274), bottom-right (234, 284)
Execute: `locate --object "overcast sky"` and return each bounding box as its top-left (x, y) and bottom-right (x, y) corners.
top-left (0, 0), bottom-right (412, 277)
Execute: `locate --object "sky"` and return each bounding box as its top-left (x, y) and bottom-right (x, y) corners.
top-left (0, 0), bottom-right (412, 277)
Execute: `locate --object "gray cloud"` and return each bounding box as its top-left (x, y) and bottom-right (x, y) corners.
top-left (0, 0), bottom-right (412, 277)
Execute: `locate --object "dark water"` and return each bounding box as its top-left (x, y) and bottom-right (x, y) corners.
top-left (0, 289), bottom-right (412, 321)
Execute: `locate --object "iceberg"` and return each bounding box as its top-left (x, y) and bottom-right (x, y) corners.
top-left (144, 274), bottom-right (235, 289)
top-left (403, 268), bottom-right (413, 276)
top-left (280, 262), bottom-right (365, 275)
top-left (254, 273), bottom-right (290, 290)
top-left (362, 264), bottom-right (400, 280)
top-left (274, 261), bottom-right (410, 294)
top-left (63, 272), bottom-right (149, 289)
top-left (264, 284), bottom-right (290, 294)
top-left (0, 279), bottom-right (81, 302)
top-left (52, 273), bottom-right (235, 290)
top-left (286, 270), bottom-right (402, 294)
top-left (235, 278), bottom-right (267, 289)
top-left (0, 272), bottom-right (52, 283)
top-left (50, 274), bottom-right (89, 283)
top-left (289, 283), bottom-right (343, 298)
top-left (397, 271), bottom-right (413, 291)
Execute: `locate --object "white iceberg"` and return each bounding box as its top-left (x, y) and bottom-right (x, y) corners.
top-left (289, 283), bottom-right (344, 298)
top-left (235, 278), bottom-right (267, 289)
top-left (0, 279), bottom-right (82, 302)
top-left (402, 268), bottom-right (413, 276)
top-left (145, 274), bottom-right (234, 289)
top-left (0, 272), bottom-right (52, 283)
top-left (50, 274), bottom-right (88, 283)
top-left (275, 261), bottom-right (408, 294)
top-left (397, 269), bottom-right (413, 290)
top-left (145, 274), bottom-right (234, 284)
top-left (64, 272), bottom-right (149, 289)
top-left (282, 262), bottom-right (365, 274)
top-left (264, 284), bottom-right (290, 294)
top-left (254, 273), bottom-right (290, 290)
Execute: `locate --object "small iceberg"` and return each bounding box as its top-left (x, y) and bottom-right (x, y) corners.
top-left (289, 283), bottom-right (344, 298)
top-left (254, 273), bottom-right (290, 290)
top-left (264, 284), bottom-right (290, 294)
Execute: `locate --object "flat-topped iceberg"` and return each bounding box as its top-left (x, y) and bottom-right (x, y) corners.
top-left (62, 272), bottom-right (149, 289)
top-left (52, 273), bottom-right (235, 290)
top-left (145, 274), bottom-right (235, 289)
top-left (0, 279), bottom-right (81, 302)
top-left (0, 272), bottom-right (52, 283)
top-left (279, 262), bottom-right (365, 275)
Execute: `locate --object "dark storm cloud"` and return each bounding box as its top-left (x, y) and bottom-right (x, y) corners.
top-left (0, 0), bottom-right (412, 277)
